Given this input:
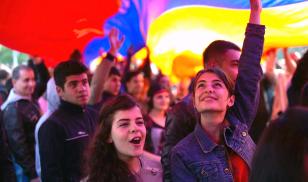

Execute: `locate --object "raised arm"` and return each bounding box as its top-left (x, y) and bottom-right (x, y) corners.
top-left (88, 28), bottom-right (124, 105)
top-left (249, 0), bottom-right (262, 24)
top-left (232, 0), bottom-right (265, 128)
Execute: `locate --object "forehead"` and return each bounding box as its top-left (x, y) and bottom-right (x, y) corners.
top-left (132, 74), bottom-right (144, 81)
top-left (64, 73), bottom-right (88, 83)
top-left (153, 90), bottom-right (169, 97)
top-left (196, 72), bottom-right (222, 83)
top-left (221, 49), bottom-right (241, 63)
top-left (18, 69), bottom-right (34, 79)
top-left (113, 106), bottom-right (142, 121)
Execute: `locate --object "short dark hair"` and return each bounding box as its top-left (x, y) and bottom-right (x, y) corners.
top-left (0, 69), bottom-right (9, 81)
top-left (123, 71), bottom-right (143, 83)
top-left (12, 65), bottom-right (33, 80)
top-left (109, 67), bottom-right (121, 77)
top-left (54, 60), bottom-right (88, 88)
top-left (203, 40), bottom-right (241, 67)
top-left (192, 67), bottom-right (234, 97)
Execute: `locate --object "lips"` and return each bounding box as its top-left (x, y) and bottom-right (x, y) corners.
top-left (129, 136), bottom-right (142, 144)
top-left (200, 95), bottom-right (217, 101)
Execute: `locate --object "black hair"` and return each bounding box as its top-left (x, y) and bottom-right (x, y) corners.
top-left (300, 82), bottom-right (308, 107)
top-left (53, 60), bottom-right (88, 89)
top-left (0, 69), bottom-right (9, 81)
top-left (109, 67), bottom-right (121, 77)
top-left (250, 107), bottom-right (308, 182)
top-left (203, 40), bottom-right (241, 67)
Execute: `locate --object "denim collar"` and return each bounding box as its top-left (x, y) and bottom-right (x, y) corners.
top-left (194, 122), bottom-right (218, 153)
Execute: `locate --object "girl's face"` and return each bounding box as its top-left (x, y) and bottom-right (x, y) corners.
top-left (194, 72), bottom-right (234, 114)
top-left (109, 106), bottom-right (146, 161)
top-left (153, 91), bottom-right (170, 111)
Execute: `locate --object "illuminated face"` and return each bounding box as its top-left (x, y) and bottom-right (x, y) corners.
top-left (126, 73), bottom-right (144, 96)
top-left (104, 74), bottom-right (121, 96)
top-left (109, 106), bottom-right (146, 161)
top-left (219, 49), bottom-right (241, 82)
top-left (152, 91), bottom-right (170, 111)
top-left (194, 72), bottom-right (234, 114)
top-left (13, 69), bottom-right (36, 97)
top-left (57, 73), bottom-right (90, 106)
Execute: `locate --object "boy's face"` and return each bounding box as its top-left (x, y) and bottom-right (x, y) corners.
top-left (219, 49), bottom-right (241, 82)
top-left (57, 73), bottom-right (90, 106)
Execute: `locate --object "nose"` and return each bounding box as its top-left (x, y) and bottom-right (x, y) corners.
top-left (129, 123), bottom-right (138, 134)
top-left (204, 85), bottom-right (214, 94)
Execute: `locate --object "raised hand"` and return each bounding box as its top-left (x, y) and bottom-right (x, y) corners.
top-left (108, 27), bottom-right (125, 56)
top-left (249, 0), bottom-right (262, 24)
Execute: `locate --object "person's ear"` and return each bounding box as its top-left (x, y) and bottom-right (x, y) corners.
top-left (56, 86), bottom-right (64, 98)
top-left (227, 95), bottom-right (235, 108)
top-left (12, 79), bottom-right (17, 87)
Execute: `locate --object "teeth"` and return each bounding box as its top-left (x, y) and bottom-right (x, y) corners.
top-left (130, 137), bottom-right (141, 144)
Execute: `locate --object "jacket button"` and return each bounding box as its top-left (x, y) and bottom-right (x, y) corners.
top-left (201, 169), bottom-right (207, 176)
top-left (241, 131), bottom-right (247, 137)
top-left (224, 168), bottom-right (230, 174)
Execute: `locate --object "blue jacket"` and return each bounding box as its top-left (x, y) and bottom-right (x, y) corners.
top-left (170, 23), bottom-right (265, 182)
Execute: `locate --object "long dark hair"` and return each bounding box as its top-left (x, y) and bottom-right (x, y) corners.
top-left (86, 95), bottom-right (141, 182)
top-left (249, 107), bottom-right (308, 182)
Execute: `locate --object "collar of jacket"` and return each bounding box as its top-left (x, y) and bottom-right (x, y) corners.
top-left (193, 118), bottom-right (235, 154)
top-left (59, 99), bottom-right (86, 113)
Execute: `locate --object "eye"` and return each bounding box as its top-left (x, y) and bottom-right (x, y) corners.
top-left (82, 79), bottom-right (88, 86)
top-left (136, 119), bottom-right (144, 126)
top-left (197, 83), bottom-right (205, 89)
top-left (213, 82), bottom-right (223, 88)
top-left (119, 122), bottom-right (129, 127)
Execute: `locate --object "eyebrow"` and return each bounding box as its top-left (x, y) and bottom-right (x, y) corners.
top-left (197, 79), bottom-right (223, 83)
top-left (116, 117), bottom-right (143, 123)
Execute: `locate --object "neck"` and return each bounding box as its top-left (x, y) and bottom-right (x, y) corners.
top-left (149, 108), bottom-right (165, 118)
top-left (149, 109), bottom-right (166, 127)
top-left (121, 156), bottom-right (141, 174)
top-left (200, 111), bottom-right (226, 143)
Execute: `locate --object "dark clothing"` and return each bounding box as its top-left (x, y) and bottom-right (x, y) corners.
top-left (38, 100), bottom-right (98, 182)
top-left (162, 23), bottom-right (265, 181)
top-left (0, 111), bottom-right (16, 182)
top-left (28, 60), bottom-right (50, 100)
top-left (0, 84), bottom-right (8, 106)
top-left (2, 99), bottom-right (41, 179)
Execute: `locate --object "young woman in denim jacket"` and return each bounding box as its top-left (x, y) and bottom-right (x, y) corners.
top-left (170, 0), bottom-right (265, 181)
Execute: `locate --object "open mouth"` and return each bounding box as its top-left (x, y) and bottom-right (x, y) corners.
top-left (129, 137), bottom-right (142, 144)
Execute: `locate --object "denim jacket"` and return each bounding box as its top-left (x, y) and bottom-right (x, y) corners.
top-left (170, 23), bottom-right (265, 182)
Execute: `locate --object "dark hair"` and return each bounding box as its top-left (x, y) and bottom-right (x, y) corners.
top-left (202, 40), bottom-right (241, 67)
top-left (53, 60), bottom-right (88, 88)
top-left (147, 83), bottom-right (169, 111)
top-left (123, 71), bottom-right (143, 83)
top-left (300, 82), bottom-right (308, 107)
top-left (192, 67), bottom-right (235, 97)
top-left (86, 95), bottom-right (141, 182)
top-left (12, 65), bottom-right (33, 80)
top-left (109, 67), bottom-right (121, 77)
top-left (250, 107), bottom-right (308, 182)
top-left (290, 50), bottom-right (308, 89)
top-left (0, 69), bottom-right (9, 81)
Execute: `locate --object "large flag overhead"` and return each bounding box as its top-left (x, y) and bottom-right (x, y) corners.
top-left (0, 0), bottom-right (307, 77)
top-left (0, 0), bottom-right (119, 66)
top-left (84, 0), bottom-right (307, 80)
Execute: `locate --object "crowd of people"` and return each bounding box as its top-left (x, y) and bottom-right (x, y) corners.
top-left (0, 0), bottom-right (308, 181)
